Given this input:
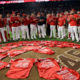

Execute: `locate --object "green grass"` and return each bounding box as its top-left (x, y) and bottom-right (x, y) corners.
top-left (0, 30), bottom-right (80, 44)
top-left (1, 36), bottom-right (80, 45)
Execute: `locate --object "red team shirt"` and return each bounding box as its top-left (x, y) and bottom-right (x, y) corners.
top-left (69, 14), bottom-right (78, 26)
top-left (10, 16), bottom-right (20, 27)
top-left (47, 15), bottom-right (52, 24)
top-left (49, 16), bottom-right (56, 25)
top-left (0, 18), bottom-right (5, 28)
top-left (58, 16), bottom-right (65, 26)
top-left (0, 61), bottom-right (8, 70)
top-left (63, 15), bottom-right (68, 20)
top-left (30, 17), bottom-right (38, 24)
top-left (17, 17), bottom-right (22, 26)
top-left (55, 66), bottom-right (80, 80)
top-left (77, 15), bottom-right (80, 26)
top-left (35, 58), bottom-right (60, 80)
top-left (22, 17), bottom-right (30, 25)
top-left (6, 58), bottom-right (35, 79)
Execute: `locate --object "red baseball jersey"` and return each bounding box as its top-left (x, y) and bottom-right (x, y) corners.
top-left (34, 47), bottom-right (55, 55)
top-left (35, 58), bottom-right (60, 80)
top-left (7, 49), bottom-right (26, 58)
top-left (49, 16), bottom-right (57, 25)
top-left (6, 58), bottom-right (35, 79)
top-left (58, 16), bottom-right (65, 26)
top-left (0, 18), bottom-right (5, 28)
top-left (69, 14), bottom-right (78, 26)
top-left (17, 17), bottom-right (22, 26)
top-left (22, 17), bottom-right (30, 25)
top-left (30, 17), bottom-right (38, 24)
top-left (55, 66), bottom-right (80, 80)
top-left (77, 15), bottom-right (80, 26)
top-left (47, 15), bottom-right (52, 24)
top-left (0, 61), bottom-right (8, 70)
top-left (0, 53), bottom-right (7, 60)
top-left (10, 16), bottom-right (19, 27)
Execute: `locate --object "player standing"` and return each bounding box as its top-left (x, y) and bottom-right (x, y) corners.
top-left (49, 13), bottom-right (56, 38)
top-left (30, 13), bottom-right (38, 39)
top-left (58, 13), bottom-right (66, 39)
top-left (21, 14), bottom-right (30, 39)
top-left (77, 11), bottom-right (80, 40)
top-left (0, 14), bottom-right (7, 42)
top-left (10, 11), bottom-right (20, 40)
top-left (68, 9), bottom-right (79, 42)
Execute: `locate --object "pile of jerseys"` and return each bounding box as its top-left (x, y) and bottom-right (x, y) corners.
top-left (0, 42), bottom-right (22, 55)
top-left (0, 46), bottom-right (54, 59)
top-left (16, 40), bottom-right (80, 49)
top-left (34, 47), bottom-right (55, 55)
top-left (35, 58), bottom-right (60, 79)
top-left (6, 46), bottom-right (54, 58)
top-left (5, 42), bottom-right (22, 48)
top-left (21, 46), bottom-right (54, 55)
top-left (0, 53), bottom-right (7, 60)
top-left (4, 58), bottom-right (80, 79)
top-left (22, 41), bottom-right (40, 46)
top-left (1, 41), bottom-right (80, 50)
top-left (35, 58), bottom-right (80, 80)
top-left (0, 46), bottom-right (10, 60)
top-left (0, 41), bottom-right (80, 49)
top-left (0, 47), bottom-right (11, 53)
top-left (0, 61), bottom-right (9, 70)
top-left (0, 41), bottom-right (80, 79)
top-left (55, 66), bottom-right (80, 80)
top-left (7, 49), bottom-right (26, 57)
top-left (21, 46), bottom-right (42, 51)
top-left (0, 40), bottom-right (80, 59)
top-left (6, 58), bottom-right (35, 79)
top-left (0, 42), bottom-right (23, 59)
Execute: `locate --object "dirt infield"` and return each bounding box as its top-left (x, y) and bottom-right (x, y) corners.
top-left (0, 45), bottom-right (80, 80)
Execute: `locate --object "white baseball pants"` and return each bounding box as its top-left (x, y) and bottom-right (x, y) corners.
top-left (30, 24), bottom-right (37, 39)
top-left (6, 25), bottom-right (11, 34)
top-left (12, 27), bottom-right (20, 40)
top-left (58, 26), bottom-right (64, 39)
top-left (38, 25), bottom-right (45, 38)
top-left (0, 27), bottom-right (7, 42)
top-left (50, 25), bottom-right (56, 38)
top-left (43, 24), bottom-right (46, 37)
top-left (78, 26), bottom-right (80, 40)
top-left (21, 25), bottom-right (30, 39)
top-left (70, 26), bottom-right (79, 42)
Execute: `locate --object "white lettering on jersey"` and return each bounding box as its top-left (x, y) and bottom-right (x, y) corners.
top-left (15, 59), bottom-right (30, 68)
top-left (57, 70), bottom-right (77, 80)
top-left (41, 59), bottom-right (55, 68)
top-left (63, 72), bottom-right (77, 80)
top-left (0, 63), bottom-right (3, 66)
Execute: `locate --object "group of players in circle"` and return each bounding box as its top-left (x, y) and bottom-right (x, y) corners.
top-left (0, 9), bottom-right (80, 42)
